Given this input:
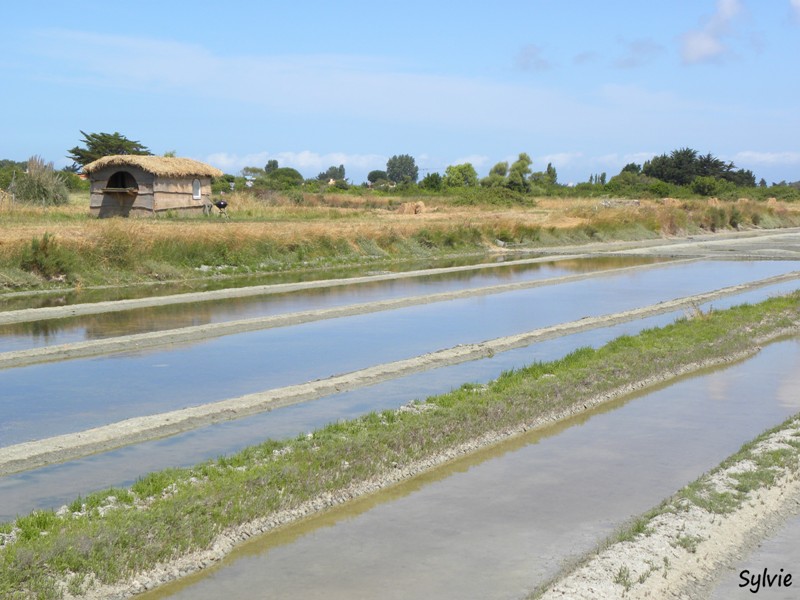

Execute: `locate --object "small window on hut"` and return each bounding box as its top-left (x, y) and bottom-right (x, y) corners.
top-left (192, 179), bottom-right (202, 200)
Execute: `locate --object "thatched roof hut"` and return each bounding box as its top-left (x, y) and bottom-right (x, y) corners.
top-left (83, 155), bottom-right (223, 217)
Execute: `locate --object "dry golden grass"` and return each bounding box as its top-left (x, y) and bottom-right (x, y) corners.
top-left (1, 191), bottom-right (798, 264)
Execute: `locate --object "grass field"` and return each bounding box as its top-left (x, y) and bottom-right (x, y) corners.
top-left (1, 191), bottom-right (798, 292)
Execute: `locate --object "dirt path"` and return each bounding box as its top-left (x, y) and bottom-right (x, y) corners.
top-left (2, 274), bottom-right (797, 476)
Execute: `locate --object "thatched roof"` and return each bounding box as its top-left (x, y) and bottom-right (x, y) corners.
top-left (83, 155), bottom-right (223, 178)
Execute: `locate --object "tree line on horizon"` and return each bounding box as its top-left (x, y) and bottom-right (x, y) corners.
top-left (1, 132), bottom-right (799, 204)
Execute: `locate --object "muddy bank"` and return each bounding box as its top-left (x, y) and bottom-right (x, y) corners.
top-left (2, 278), bottom-right (796, 476)
top-left (535, 415), bottom-right (800, 600)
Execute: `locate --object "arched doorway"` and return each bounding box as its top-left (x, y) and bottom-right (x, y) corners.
top-left (102, 171), bottom-right (139, 216)
top-left (105, 171), bottom-right (139, 193)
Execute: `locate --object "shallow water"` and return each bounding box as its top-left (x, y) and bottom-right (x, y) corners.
top-left (0, 256), bottom-right (659, 352)
top-left (0, 252), bottom-right (549, 312)
top-left (138, 339), bottom-right (800, 600)
top-left (710, 511), bottom-right (800, 599)
top-left (0, 280), bottom-right (796, 522)
top-left (0, 260), bottom-right (797, 448)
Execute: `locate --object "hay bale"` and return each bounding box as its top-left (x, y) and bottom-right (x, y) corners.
top-left (398, 201), bottom-right (425, 214)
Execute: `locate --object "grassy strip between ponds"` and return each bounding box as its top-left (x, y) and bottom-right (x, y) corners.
top-left (1, 293), bottom-right (799, 599)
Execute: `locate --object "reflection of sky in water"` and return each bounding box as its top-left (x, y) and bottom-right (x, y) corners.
top-left (777, 339), bottom-right (800, 410)
top-left (0, 256), bottom-right (661, 352)
top-left (136, 340), bottom-right (800, 600)
top-left (0, 260), bottom-right (798, 448)
top-left (0, 252), bottom-right (552, 312)
top-left (711, 510), bottom-right (800, 599)
top-left (0, 283), bottom-right (797, 521)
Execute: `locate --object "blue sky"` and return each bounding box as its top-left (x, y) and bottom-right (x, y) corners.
top-left (2, 0), bottom-right (799, 184)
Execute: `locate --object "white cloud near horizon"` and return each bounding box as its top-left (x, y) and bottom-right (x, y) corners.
top-left (450, 155), bottom-right (491, 169)
top-left (681, 0), bottom-right (744, 64)
top-left (205, 151), bottom-right (387, 177)
top-left (733, 151), bottom-right (800, 165)
top-left (538, 152), bottom-right (584, 168)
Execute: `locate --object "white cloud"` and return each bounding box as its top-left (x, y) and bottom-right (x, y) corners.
top-left (792, 0), bottom-right (800, 21)
top-left (586, 152), bottom-right (659, 173)
top-left (205, 151), bottom-right (386, 177)
top-left (538, 152), bottom-right (584, 168)
top-left (680, 0), bottom-right (744, 64)
top-left (733, 151), bottom-right (800, 165)
top-left (515, 44), bottom-right (552, 71)
top-left (717, 0), bottom-right (743, 20)
top-left (31, 29), bottom-right (583, 136)
top-left (614, 38), bottom-right (665, 69)
top-left (681, 31), bottom-right (727, 64)
top-left (451, 155), bottom-right (491, 169)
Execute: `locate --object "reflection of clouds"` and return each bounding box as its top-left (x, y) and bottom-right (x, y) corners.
top-left (704, 370), bottom-right (730, 402)
top-left (777, 339), bottom-right (800, 409)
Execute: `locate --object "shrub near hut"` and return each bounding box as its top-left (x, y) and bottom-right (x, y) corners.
top-left (9, 156), bottom-right (69, 206)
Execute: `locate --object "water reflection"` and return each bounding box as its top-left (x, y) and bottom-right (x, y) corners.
top-left (0, 252), bottom-right (552, 311)
top-left (710, 510), bottom-right (800, 599)
top-left (0, 262), bottom-right (797, 448)
top-left (139, 340), bottom-right (800, 600)
top-left (0, 256), bottom-right (663, 352)
top-left (0, 279), bottom-right (797, 521)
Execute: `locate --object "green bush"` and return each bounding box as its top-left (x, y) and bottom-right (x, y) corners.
top-left (647, 180), bottom-right (677, 198)
top-left (702, 207), bottom-right (728, 232)
top-left (19, 233), bottom-right (77, 280)
top-left (448, 186), bottom-right (530, 206)
top-left (0, 160), bottom-right (25, 190)
top-left (691, 176), bottom-right (718, 196)
top-left (10, 156), bottom-right (69, 206)
top-left (253, 168), bottom-right (304, 191)
top-left (62, 171), bottom-right (90, 192)
top-left (729, 206), bottom-right (743, 228)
